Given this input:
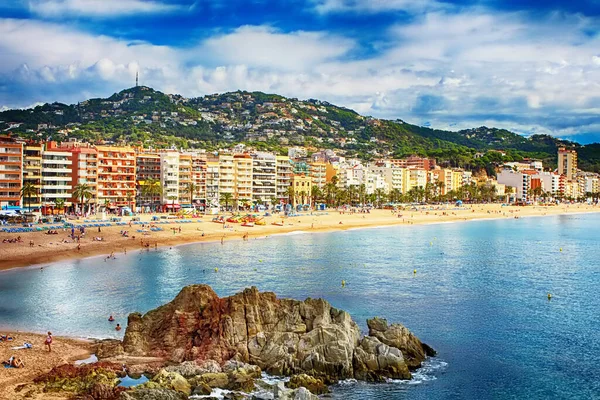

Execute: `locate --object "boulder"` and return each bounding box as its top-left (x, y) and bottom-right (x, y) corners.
top-left (367, 317), bottom-right (435, 369)
top-left (118, 388), bottom-right (187, 400)
top-left (294, 387), bottom-right (319, 400)
top-left (164, 360), bottom-right (220, 378)
top-left (353, 336), bottom-right (411, 381)
top-left (191, 381), bottom-right (212, 396)
top-left (123, 285), bottom-right (361, 381)
top-left (286, 374), bottom-right (329, 395)
top-left (144, 369), bottom-right (191, 396)
top-left (96, 339), bottom-right (125, 359)
top-left (188, 372), bottom-right (229, 389)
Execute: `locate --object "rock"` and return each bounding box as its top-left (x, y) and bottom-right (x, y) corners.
top-left (367, 317), bottom-right (435, 369)
top-left (274, 381), bottom-right (288, 399)
top-left (188, 372), bottom-right (229, 390)
top-left (33, 362), bottom-right (122, 395)
top-left (96, 339), bottom-right (125, 359)
top-left (89, 382), bottom-right (116, 399)
top-left (192, 381), bottom-right (212, 396)
top-left (294, 387), bottom-right (319, 400)
top-left (122, 285), bottom-right (360, 381)
top-left (164, 360), bottom-right (218, 378)
top-left (286, 374), bottom-right (329, 395)
top-left (118, 388), bottom-right (187, 400)
top-left (120, 285), bottom-right (432, 384)
top-left (353, 336), bottom-right (411, 381)
top-left (224, 392), bottom-right (249, 400)
top-left (145, 369), bottom-right (191, 396)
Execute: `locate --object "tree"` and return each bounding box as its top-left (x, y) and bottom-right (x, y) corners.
top-left (126, 192), bottom-right (134, 210)
top-left (287, 186), bottom-right (295, 205)
top-left (142, 178), bottom-right (162, 211)
top-left (374, 188), bottom-right (387, 208)
top-left (168, 195), bottom-right (177, 212)
top-left (220, 192), bottom-right (233, 211)
top-left (324, 182), bottom-right (337, 206)
top-left (103, 198), bottom-right (111, 212)
top-left (184, 182), bottom-right (197, 207)
top-left (20, 182), bottom-right (38, 212)
top-left (358, 184), bottom-right (366, 206)
top-left (72, 183), bottom-right (93, 214)
top-left (310, 185), bottom-right (322, 207)
top-left (55, 198), bottom-right (65, 214)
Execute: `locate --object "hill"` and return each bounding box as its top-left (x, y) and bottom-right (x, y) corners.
top-left (1, 86), bottom-right (599, 173)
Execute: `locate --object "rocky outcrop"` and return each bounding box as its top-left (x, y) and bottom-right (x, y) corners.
top-left (119, 285), bottom-right (434, 384)
top-left (286, 374), bottom-right (329, 394)
top-left (367, 317), bottom-right (436, 370)
top-left (118, 388), bottom-right (187, 400)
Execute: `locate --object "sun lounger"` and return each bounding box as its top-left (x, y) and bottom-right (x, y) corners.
top-left (11, 343), bottom-right (32, 350)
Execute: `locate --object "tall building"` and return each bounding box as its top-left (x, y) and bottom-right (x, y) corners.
top-left (178, 153), bottom-right (193, 207)
top-left (276, 155), bottom-right (292, 202)
top-left (234, 153), bottom-right (253, 204)
top-left (96, 146), bottom-right (136, 209)
top-left (218, 154), bottom-right (235, 202)
top-left (22, 142), bottom-right (43, 209)
top-left (252, 152), bottom-right (277, 204)
top-left (206, 161), bottom-right (220, 208)
top-left (189, 153), bottom-right (207, 209)
top-left (63, 143), bottom-right (98, 211)
top-left (390, 156), bottom-right (435, 171)
top-left (135, 152), bottom-right (161, 210)
top-left (0, 136), bottom-right (23, 208)
top-left (160, 151), bottom-right (180, 211)
top-left (557, 148), bottom-right (577, 180)
top-left (41, 144), bottom-right (72, 211)
top-left (309, 162), bottom-right (327, 189)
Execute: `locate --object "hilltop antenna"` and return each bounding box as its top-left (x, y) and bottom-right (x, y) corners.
top-left (136, 70), bottom-right (139, 87)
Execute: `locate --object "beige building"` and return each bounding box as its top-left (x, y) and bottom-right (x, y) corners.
top-left (558, 148), bottom-right (577, 180)
top-left (276, 155), bottom-right (292, 202)
top-left (291, 174), bottom-right (312, 208)
top-left (96, 146), bottom-right (136, 209)
top-left (23, 143), bottom-right (43, 209)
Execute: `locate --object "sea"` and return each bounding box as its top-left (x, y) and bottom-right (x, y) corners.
top-left (1, 214), bottom-right (599, 399)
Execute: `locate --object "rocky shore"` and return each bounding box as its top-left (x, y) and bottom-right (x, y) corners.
top-left (29, 285), bottom-right (436, 399)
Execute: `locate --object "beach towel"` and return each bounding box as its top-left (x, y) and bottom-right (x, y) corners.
top-left (3, 364), bottom-right (14, 368)
top-left (11, 343), bottom-right (32, 350)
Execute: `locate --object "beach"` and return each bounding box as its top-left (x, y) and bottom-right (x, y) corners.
top-left (0, 332), bottom-right (93, 400)
top-left (1, 203), bottom-right (598, 271)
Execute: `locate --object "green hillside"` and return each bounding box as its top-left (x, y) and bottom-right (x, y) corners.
top-left (1, 87), bottom-right (598, 174)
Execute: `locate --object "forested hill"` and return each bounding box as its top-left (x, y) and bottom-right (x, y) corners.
top-left (1, 86), bottom-right (598, 173)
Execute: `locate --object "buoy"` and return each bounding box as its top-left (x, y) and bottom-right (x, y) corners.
top-left (547, 293), bottom-right (552, 300)
top-left (559, 248), bottom-right (563, 252)
top-left (214, 267), bottom-right (219, 272)
top-left (413, 269), bottom-right (417, 274)
top-left (341, 280), bottom-right (346, 287)
top-left (259, 259), bottom-right (263, 262)
top-left (430, 242), bottom-right (433, 246)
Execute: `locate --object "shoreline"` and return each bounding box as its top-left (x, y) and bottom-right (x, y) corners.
top-left (1, 204), bottom-right (599, 273)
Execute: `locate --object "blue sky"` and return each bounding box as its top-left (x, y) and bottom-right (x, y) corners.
top-left (1, 0), bottom-right (600, 143)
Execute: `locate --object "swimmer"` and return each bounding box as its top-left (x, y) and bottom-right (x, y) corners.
top-left (108, 315), bottom-right (115, 322)
top-left (115, 324), bottom-right (122, 331)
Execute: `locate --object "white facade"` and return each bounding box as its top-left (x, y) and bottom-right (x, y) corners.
top-left (160, 152), bottom-right (180, 205)
top-left (497, 169), bottom-right (530, 201)
top-left (252, 152), bottom-right (277, 203)
top-left (41, 150), bottom-right (72, 204)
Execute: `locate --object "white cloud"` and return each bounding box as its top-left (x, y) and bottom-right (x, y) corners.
top-left (29, 0), bottom-right (181, 18)
top-left (313, 0), bottom-right (447, 14)
top-left (196, 26), bottom-right (354, 71)
top-left (3, 9), bottom-right (600, 141)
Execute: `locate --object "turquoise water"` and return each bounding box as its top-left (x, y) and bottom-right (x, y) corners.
top-left (1, 214), bottom-right (599, 399)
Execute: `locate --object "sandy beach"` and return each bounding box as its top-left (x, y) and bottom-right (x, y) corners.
top-left (0, 332), bottom-right (94, 400)
top-left (1, 203), bottom-right (598, 271)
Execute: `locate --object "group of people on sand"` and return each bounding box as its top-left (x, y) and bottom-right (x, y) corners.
top-left (2, 236), bottom-right (22, 243)
top-left (1, 331), bottom-right (53, 369)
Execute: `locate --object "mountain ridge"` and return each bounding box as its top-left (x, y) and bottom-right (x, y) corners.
top-left (1, 86), bottom-right (598, 173)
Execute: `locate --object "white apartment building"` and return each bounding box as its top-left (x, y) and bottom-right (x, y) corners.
top-left (41, 149), bottom-right (72, 206)
top-left (234, 154), bottom-right (253, 202)
top-left (160, 152), bottom-right (180, 208)
top-left (276, 155), bottom-right (292, 202)
top-left (497, 169), bottom-right (531, 201)
top-left (252, 152), bottom-right (277, 203)
top-left (206, 161), bottom-right (220, 208)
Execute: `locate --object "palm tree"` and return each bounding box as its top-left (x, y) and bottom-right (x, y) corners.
top-left (20, 182), bottom-right (38, 212)
top-left (55, 198), bottom-right (65, 215)
top-left (358, 184), bottom-right (366, 206)
top-left (324, 182), bottom-right (337, 206)
top-left (142, 178), bottom-right (162, 212)
top-left (184, 182), bottom-right (197, 207)
top-left (103, 198), bottom-right (111, 213)
top-left (374, 188), bottom-right (386, 208)
top-left (287, 186), bottom-right (295, 206)
top-left (220, 192), bottom-right (233, 211)
top-left (72, 183), bottom-right (93, 214)
top-left (310, 185), bottom-right (322, 208)
top-left (167, 195), bottom-right (177, 213)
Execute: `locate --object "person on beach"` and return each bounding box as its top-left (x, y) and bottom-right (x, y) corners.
top-left (45, 331), bottom-right (52, 352)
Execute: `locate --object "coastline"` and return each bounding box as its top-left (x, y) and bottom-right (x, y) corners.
top-left (1, 203), bottom-right (599, 272)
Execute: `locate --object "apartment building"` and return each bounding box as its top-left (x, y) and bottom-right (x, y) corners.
top-left (218, 154), bottom-right (235, 200)
top-left (190, 153), bottom-right (207, 208)
top-left (234, 154), bottom-right (253, 203)
top-left (252, 152), bottom-right (277, 203)
top-left (309, 162), bottom-right (327, 189)
top-left (276, 155), bottom-right (292, 202)
top-left (0, 136), bottom-right (23, 208)
top-left (65, 144), bottom-right (98, 210)
top-left (135, 152), bottom-right (161, 210)
top-left (41, 146), bottom-right (72, 209)
top-left (96, 146), bottom-right (136, 209)
top-left (22, 142), bottom-right (43, 209)
top-left (178, 153), bottom-right (193, 207)
top-left (558, 147), bottom-right (577, 180)
top-left (160, 151), bottom-right (180, 210)
top-left (206, 161), bottom-right (220, 208)
top-left (291, 174), bottom-right (312, 208)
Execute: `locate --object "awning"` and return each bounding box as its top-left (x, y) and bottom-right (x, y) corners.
top-left (165, 204), bottom-right (181, 208)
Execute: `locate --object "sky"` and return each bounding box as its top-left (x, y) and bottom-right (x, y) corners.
top-left (2, 1), bottom-right (600, 143)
